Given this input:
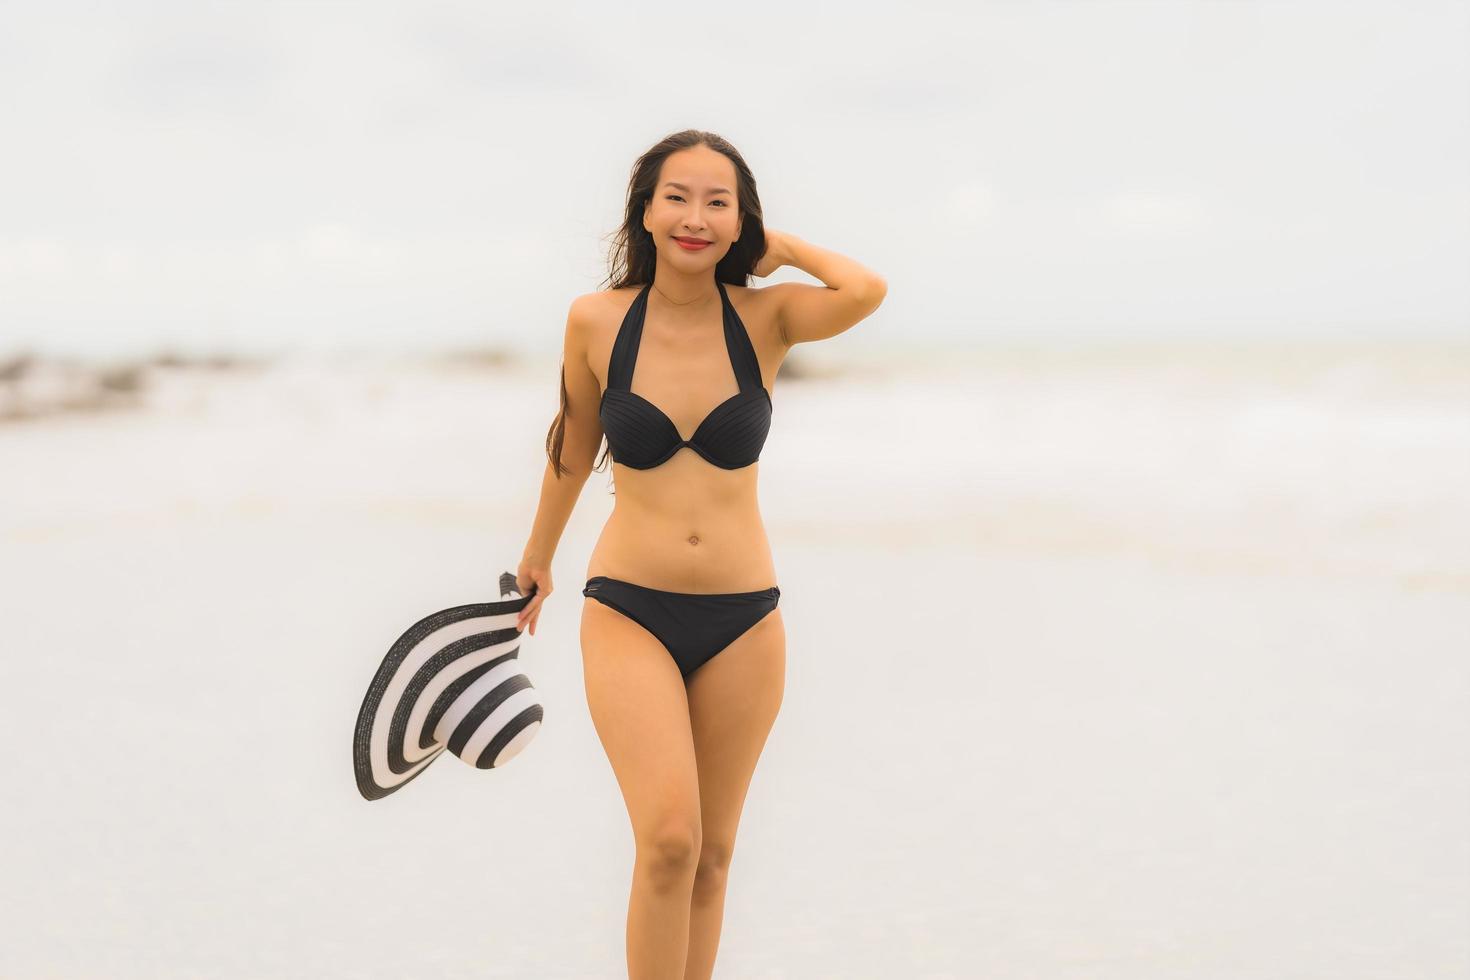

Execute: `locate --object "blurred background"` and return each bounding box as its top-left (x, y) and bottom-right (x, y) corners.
top-left (2, 2), bottom-right (1467, 978)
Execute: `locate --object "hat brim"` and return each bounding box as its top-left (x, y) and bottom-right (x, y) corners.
top-left (353, 581), bottom-right (536, 801)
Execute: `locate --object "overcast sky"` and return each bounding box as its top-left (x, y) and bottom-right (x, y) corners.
top-left (2, 0), bottom-right (1467, 357)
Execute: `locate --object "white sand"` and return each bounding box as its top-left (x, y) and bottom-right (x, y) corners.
top-left (1, 343), bottom-right (1466, 978)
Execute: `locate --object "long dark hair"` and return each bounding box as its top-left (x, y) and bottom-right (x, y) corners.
top-left (544, 129), bottom-right (767, 480)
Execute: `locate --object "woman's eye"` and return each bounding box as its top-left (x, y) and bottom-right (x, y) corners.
top-left (666, 195), bottom-right (727, 207)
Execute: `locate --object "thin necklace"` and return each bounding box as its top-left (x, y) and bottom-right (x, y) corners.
top-left (651, 281), bottom-right (717, 308)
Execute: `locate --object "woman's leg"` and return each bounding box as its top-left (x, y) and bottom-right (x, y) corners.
top-left (582, 597), bottom-right (703, 980)
top-left (681, 607), bottom-right (786, 980)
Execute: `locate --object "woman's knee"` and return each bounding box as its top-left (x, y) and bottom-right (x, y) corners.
top-left (691, 840), bottom-right (733, 900)
top-left (634, 821), bottom-right (702, 886)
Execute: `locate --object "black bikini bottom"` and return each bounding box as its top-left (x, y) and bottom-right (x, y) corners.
top-left (581, 575), bottom-right (781, 678)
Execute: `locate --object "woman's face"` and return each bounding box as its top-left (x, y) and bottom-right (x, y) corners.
top-left (643, 145), bottom-right (742, 267)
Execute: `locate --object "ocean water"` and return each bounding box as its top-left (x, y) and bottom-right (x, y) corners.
top-left (1, 342), bottom-right (1466, 978)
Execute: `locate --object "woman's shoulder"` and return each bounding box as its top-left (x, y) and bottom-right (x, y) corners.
top-left (565, 287), bottom-right (644, 353)
top-left (721, 283), bottom-right (783, 341)
top-left (573, 286), bottom-right (643, 325)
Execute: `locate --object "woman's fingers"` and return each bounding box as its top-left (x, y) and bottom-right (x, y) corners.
top-left (513, 564), bottom-right (553, 633)
top-left (518, 590), bottom-right (548, 632)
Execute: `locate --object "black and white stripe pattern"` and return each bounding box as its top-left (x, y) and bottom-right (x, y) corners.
top-left (353, 571), bottom-right (541, 801)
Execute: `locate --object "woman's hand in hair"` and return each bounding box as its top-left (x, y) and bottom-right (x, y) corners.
top-left (751, 228), bottom-right (791, 278)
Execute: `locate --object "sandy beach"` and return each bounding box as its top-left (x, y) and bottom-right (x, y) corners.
top-left (1, 342), bottom-right (1466, 978)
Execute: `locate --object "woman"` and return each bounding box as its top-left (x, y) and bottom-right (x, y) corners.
top-left (515, 129), bottom-right (886, 980)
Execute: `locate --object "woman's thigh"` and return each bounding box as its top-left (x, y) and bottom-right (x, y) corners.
top-left (581, 597), bottom-right (702, 842)
top-left (686, 608), bottom-right (786, 854)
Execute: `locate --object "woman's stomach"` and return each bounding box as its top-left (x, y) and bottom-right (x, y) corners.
top-left (585, 474), bottom-right (777, 592)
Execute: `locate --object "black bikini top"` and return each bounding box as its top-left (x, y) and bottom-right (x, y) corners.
top-left (600, 280), bottom-right (773, 470)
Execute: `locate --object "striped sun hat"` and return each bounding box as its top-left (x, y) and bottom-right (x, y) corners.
top-left (353, 571), bottom-right (542, 801)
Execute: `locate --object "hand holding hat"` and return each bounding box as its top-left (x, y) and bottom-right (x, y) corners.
top-left (353, 570), bottom-right (542, 801)
top-left (515, 558), bottom-right (552, 636)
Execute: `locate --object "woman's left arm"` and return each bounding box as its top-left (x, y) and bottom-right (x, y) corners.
top-left (757, 230), bottom-right (887, 347)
